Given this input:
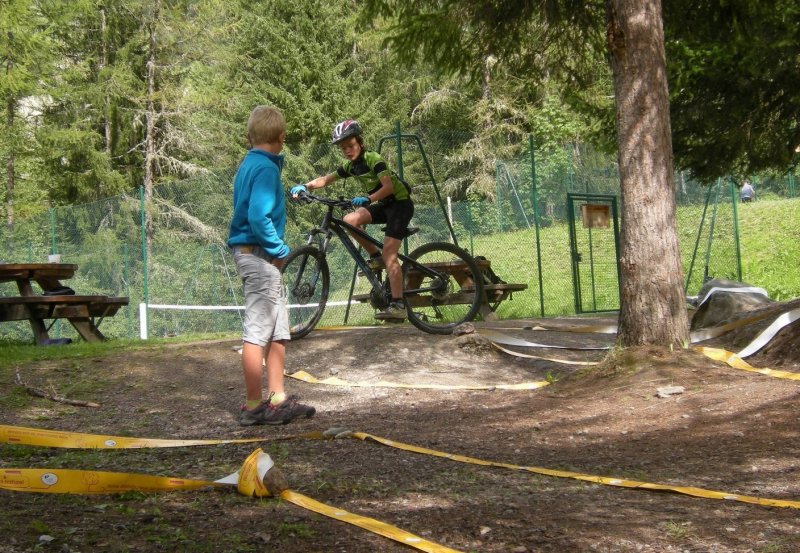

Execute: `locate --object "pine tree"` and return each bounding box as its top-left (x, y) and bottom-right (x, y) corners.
top-left (0, 0), bottom-right (54, 227)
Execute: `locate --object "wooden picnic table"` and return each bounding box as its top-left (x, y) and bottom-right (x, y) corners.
top-left (0, 263), bottom-right (128, 344)
top-left (353, 256), bottom-right (527, 322)
top-left (0, 262), bottom-right (78, 296)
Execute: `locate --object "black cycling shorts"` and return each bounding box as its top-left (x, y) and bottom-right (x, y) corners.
top-left (367, 199), bottom-right (414, 240)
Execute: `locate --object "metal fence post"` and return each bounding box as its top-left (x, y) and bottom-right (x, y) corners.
top-left (730, 179), bottom-right (742, 282)
top-left (685, 183), bottom-right (714, 293)
top-left (49, 208), bottom-right (56, 254)
top-left (124, 242), bottom-right (132, 338)
top-left (466, 200), bottom-right (474, 256)
top-left (394, 121), bottom-right (409, 255)
top-left (702, 179), bottom-right (722, 282)
top-left (495, 161), bottom-right (503, 232)
top-left (529, 135), bottom-right (545, 317)
top-left (395, 121), bottom-right (404, 181)
top-left (139, 185), bottom-right (149, 339)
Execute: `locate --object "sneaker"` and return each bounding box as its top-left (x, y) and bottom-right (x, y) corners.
top-left (239, 394), bottom-right (316, 426)
top-left (367, 255), bottom-right (385, 271)
top-left (375, 301), bottom-right (406, 321)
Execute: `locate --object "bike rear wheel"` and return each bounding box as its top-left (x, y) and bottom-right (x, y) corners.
top-left (402, 242), bottom-right (484, 334)
top-left (281, 246), bottom-right (329, 339)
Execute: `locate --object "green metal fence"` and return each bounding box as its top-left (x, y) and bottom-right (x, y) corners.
top-left (2, 125), bottom-right (795, 343)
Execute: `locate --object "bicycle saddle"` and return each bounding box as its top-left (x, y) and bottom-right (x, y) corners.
top-left (380, 226), bottom-right (420, 238)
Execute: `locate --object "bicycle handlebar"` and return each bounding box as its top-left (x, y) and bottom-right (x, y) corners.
top-left (292, 190), bottom-right (354, 209)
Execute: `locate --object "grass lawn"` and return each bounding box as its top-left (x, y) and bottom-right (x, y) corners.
top-left (464, 196), bottom-right (799, 317)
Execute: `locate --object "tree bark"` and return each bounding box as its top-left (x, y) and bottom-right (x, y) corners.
top-left (143, 0), bottom-right (160, 248)
top-left (606, 0), bottom-right (689, 346)
top-left (481, 55), bottom-right (492, 101)
top-left (5, 98), bottom-right (15, 230)
top-left (100, 5), bottom-right (112, 155)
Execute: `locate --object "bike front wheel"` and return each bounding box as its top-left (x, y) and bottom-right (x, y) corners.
top-left (402, 241), bottom-right (485, 335)
top-left (281, 246), bottom-right (329, 340)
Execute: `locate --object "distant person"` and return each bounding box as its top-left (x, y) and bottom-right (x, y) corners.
top-left (228, 105), bottom-right (315, 426)
top-left (291, 119), bottom-right (414, 322)
top-left (740, 180), bottom-right (755, 203)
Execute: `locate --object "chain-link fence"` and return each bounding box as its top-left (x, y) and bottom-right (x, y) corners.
top-left (2, 126), bottom-right (796, 342)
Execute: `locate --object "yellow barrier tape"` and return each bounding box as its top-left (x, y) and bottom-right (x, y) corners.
top-left (349, 432), bottom-right (800, 510)
top-left (0, 424), bottom-right (326, 449)
top-left (0, 467), bottom-right (221, 495)
top-left (695, 347), bottom-right (800, 381)
top-left (281, 490), bottom-right (463, 553)
top-left (287, 370), bottom-right (550, 391)
top-left (5, 423), bottom-right (800, 513)
top-left (0, 447), bottom-right (463, 553)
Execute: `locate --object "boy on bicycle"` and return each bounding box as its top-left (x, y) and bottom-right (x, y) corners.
top-left (228, 105), bottom-right (315, 425)
top-left (291, 119), bottom-right (414, 321)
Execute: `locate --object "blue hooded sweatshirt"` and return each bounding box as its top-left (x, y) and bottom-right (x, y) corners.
top-left (227, 148), bottom-right (290, 259)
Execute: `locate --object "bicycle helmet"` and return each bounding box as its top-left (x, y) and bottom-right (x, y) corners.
top-left (331, 119), bottom-right (363, 145)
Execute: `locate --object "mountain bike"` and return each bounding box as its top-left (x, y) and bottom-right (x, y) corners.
top-left (282, 191), bottom-right (485, 339)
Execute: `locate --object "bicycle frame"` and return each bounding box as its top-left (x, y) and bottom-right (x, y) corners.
top-left (302, 201), bottom-right (444, 297)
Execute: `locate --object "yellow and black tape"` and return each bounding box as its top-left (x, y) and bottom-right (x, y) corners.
top-left (0, 424), bottom-right (325, 449)
top-left (0, 446), bottom-right (463, 553)
top-left (3, 424), bottom-right (799, 510)
top-left (350, 431), bottom-right (800, 510)
top-left (695, 346), bottom-right (800, 381)
top-left (282, 490), bottom-right (461, 553)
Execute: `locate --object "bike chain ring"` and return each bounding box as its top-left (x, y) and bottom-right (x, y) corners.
top-left (429, 275), bottom-right (451, 300)
top-left (369, 288), bottom-right (390, 310)
top-left (294, 283), bottom-right (314, 304)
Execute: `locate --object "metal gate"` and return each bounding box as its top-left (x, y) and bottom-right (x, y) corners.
top-left (567, 193), bottom-right (621, 313)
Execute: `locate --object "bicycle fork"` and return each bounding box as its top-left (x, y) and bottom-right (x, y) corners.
top-left (289, 230), bottom-right (330, 298)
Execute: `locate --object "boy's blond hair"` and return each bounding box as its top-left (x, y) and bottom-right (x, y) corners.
top-left (247, 106), bottom-right (285, 145)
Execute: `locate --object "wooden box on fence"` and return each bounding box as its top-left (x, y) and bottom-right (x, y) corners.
top-left (580, 204), bottom-right (610, 229)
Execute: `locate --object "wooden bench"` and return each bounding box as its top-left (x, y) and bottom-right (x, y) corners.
top-left (352, 256), bottom-right (527, 321)
top-left (483, 282), bottom-right (528, 304)
top-left (0, 295), bottom-right (129, 343)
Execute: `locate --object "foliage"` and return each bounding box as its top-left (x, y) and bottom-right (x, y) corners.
top-left (4, 0), bottom-right (609, 218)
top-left (3, 0), bottom-right (799, 220)
top-left (664, 1), bottom-right (800, 181)
top-left (359, 1), bottom-right (607, 199)
top-left (0, 0), bottom-right (58, 225)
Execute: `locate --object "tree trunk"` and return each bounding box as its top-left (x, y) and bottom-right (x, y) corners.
top-left (5, 98), bottom-right (15, 230)
top-left (100, 6), bottom-right (112, 154)
top-left (143, 0), bottom-right (160, 248)
top-left (606, 0), bottom-right (689, 346)
top-left (481, 55), bottom-right (492, 101)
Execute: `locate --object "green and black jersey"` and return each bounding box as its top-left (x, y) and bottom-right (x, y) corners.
top-left (333, 150), bottom-right (411, 202)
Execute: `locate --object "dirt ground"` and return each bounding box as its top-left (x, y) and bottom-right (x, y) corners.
top-left (2, 301), bottom-right (799, 553)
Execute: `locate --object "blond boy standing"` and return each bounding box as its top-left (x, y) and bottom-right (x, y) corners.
top-left (228, 106), bottom-right (315, 425)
